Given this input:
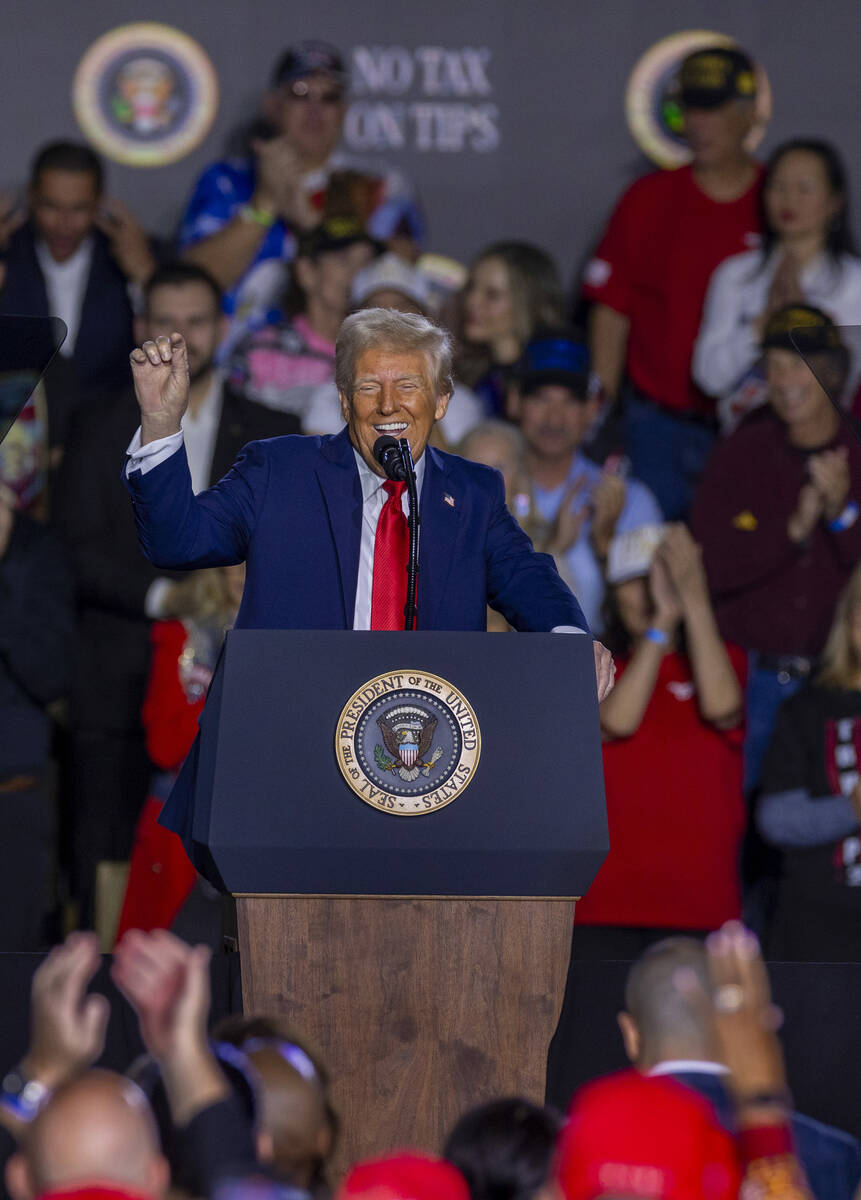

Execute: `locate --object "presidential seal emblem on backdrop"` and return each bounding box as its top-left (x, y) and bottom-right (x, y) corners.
top-left (625, 30), bottom-right (772, 169)
top-left (336, 671), bottom-right (480, 815)
top-left (72, 22), bottom-right (219, 167)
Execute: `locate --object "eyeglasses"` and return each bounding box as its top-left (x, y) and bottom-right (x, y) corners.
top-left (286, 79), bottom-right (344, 105)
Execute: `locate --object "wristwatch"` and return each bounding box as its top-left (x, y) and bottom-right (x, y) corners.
top-left (0, 1064), bottom-right (50, 1121)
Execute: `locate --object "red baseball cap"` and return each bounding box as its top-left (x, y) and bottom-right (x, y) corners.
top-left (555, 1070), bottom-right (741, 1200)
top-left (339, 1152), bottom-right (471, 1200)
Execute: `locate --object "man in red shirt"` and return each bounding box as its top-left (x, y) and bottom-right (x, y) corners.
top-left (583, 46), bottom-right (764, 519)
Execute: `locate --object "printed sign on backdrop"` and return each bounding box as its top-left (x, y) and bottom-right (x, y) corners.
top-left (625, 30), bottom-right (772, 169)
top-left (73, 22), bottom-right (219, 167)
top-left (345, 46), bottom-right (499, 155)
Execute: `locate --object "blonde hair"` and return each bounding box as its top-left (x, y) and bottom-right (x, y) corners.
top-left (162, 567), bottom-right (238, 626)
top-left (817, 563), bottom-right (861, 689)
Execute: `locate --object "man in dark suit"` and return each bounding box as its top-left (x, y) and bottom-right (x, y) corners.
top-left (0, 140), bottom-right (156, 454)
top-left (617, 937), bottom-right (861, 1200)
top-left (53, 263), bottom-right (299, 921)
top-left (124, 308), bottom-right (614, 654)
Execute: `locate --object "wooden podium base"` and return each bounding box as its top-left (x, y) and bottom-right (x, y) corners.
top-left (236, 895), bottom-right (575, 1174)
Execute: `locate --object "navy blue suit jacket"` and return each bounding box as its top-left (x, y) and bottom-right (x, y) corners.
top-left (125, 426), bottom-right (589, 634)
top-left (672, 1070), bottom-right (861, 1200)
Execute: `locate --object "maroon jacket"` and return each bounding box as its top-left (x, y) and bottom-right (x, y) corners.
top-left (691, 409), bottom-right (861, 656)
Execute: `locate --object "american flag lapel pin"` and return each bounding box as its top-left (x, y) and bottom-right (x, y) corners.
top-left (443, 492), bottom-right (455, 508)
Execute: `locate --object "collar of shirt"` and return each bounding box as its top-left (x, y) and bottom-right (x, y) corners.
top-left (35, 234), bottom-right (95, 353)
top-left (353, 444), bottom-right (427, 505)
top-left (648, 1060), bottom-right (730, 1077)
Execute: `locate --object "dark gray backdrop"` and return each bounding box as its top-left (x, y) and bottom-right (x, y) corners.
top-left (6, 0), bottom-right (861, 285)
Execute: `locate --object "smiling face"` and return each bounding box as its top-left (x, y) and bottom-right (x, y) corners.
top-left (765, 347), bottom-right (833, 430)
top-left (340, 346), bottom-right (450, 475)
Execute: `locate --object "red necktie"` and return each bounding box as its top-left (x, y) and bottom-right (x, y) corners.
top-left (371, 480), bottom-right (409, 630)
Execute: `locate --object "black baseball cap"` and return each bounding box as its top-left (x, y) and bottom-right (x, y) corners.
top-left (516, 331), bottom-right (590, 397)
top-left (678, 46), bottom-right (757, 109)
top-left (271, 40), bottom-right (347, 88)
top-left (296, 216), bottom-right (381, 260)
top-left (761, 304), bottom-right (845, 354)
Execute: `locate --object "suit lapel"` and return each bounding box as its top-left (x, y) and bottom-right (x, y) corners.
top-left (315, 428), bottom-right (363, 626)
top-left (419, 447), bottom-right (460, 630)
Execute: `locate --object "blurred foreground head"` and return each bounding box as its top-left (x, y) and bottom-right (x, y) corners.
top-left (214, 1015), bottom-right (336, 1191)
top-left (554, 1069), bottom-right (740, 1200)
top-left (339, 1152), bottom-right (470, 1200)
top-left (444, 1097), bottom-right (562, 1200)
top-left (7, 1070), bottom-right (168, 1200)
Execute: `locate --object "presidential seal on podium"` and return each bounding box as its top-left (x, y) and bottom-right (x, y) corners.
top-left (335, 670), bottom-right (481, 815)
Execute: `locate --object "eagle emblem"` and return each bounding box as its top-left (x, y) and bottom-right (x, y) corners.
top-left (375, 705), bottom-right (443, 782)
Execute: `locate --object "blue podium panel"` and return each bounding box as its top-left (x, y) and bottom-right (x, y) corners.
top-left (184, 631), bottom-right (607, 897)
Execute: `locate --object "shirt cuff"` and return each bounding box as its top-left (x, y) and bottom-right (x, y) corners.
top-left (552, 626), bottom-right (589, 635)
top-left (125, 427), bottom-right (184, 477)
top-left (145, 578), bottom-right (174, 620)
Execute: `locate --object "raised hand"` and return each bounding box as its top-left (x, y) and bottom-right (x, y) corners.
top-left (589, 472), bottom-right (626, 561)
top-left (25, 932), bottom-right (110, 1089)
top-left (252, 136), bottom-right (318, 230)
top-left (130, 333), bottom-right (189, 444)
top-left (706, 922), bottom-right (788, 1113)
top-left (649, 546), bottom-right (683, 631)
top-left (95, 197), bottom-right (156, 285)
top-left (808, 446), bottom-right (850, 521)
top-left (787, 481), bottom-right (825, 544)
top-left (112, 930), bottom-right (226, 1126)
top-left (544, 473), bottom-right (589, 556)
top-left (658, 523), bottom-right (709, 612)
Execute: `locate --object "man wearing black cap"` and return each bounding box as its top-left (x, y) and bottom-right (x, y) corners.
top-left (179, 39), bottom-right (422, 345)
top-left (691, 304), bottom-right (861, 793)
top-left (583, 44), bottom-right (764, 520)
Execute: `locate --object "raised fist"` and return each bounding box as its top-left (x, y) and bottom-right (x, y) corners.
top-left (130, 333), bottom-right (189, 443)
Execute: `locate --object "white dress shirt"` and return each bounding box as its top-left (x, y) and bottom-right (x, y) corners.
top-left (648, 1060), bottom-right (730, 1077)
top-left (35, 236), bottom-right (95, 355)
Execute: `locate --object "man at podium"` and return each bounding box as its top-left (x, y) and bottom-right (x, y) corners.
top-left (123, 308), bottom-right (614, 697)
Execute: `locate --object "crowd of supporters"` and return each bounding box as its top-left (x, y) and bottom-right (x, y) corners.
top-left (0, 30), bottom-right (860, 1197)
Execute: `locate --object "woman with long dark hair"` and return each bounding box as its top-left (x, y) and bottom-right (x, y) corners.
top-left (456, 241), bottom-right (567, 417)
top-left (694, 139), bottom-right (861, 430)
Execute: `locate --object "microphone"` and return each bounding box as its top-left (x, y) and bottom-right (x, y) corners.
top-left (373, 435), bottom-right (407, 481)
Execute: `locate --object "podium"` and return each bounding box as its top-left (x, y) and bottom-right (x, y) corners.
top-left (187, 630), bottom-right (607, 1169)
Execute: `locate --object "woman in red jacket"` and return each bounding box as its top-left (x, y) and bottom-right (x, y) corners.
top-left (115, 564), bottom-right (245, 941)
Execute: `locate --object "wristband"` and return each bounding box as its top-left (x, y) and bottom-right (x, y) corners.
top-left (644, 627), bottom-right (669, 646)
top-left (828, 500), bottom-right (859, 532)
top-left (238, 204), bottom-right (276, 228)
top-left (0, 1065), bottom-right (50, 1121)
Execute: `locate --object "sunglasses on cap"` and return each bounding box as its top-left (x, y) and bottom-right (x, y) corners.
top-left (286, 78), bottom-right (344, 105)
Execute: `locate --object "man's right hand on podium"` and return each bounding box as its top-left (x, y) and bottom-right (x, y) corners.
top-left (131, 332), bottom-right (190, 446)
